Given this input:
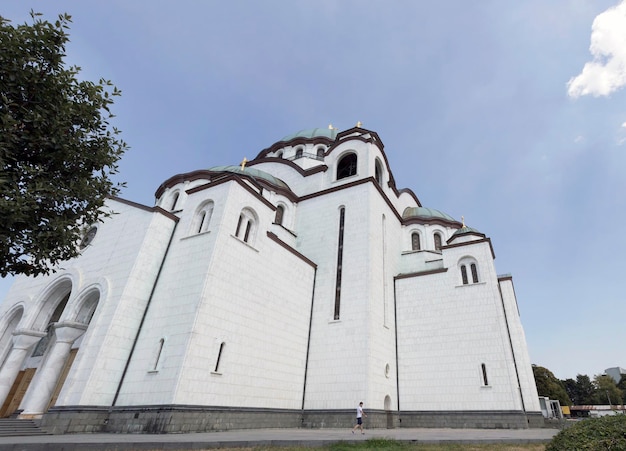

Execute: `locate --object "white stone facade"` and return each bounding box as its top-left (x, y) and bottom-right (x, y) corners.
top-left (0, 126), bottom-right (541, 431)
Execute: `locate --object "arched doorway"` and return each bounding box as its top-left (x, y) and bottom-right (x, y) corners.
top-left (384, 395), bottom-right (393, 429)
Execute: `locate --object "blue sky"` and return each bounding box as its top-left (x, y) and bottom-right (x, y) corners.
top-left (2, 0), bottom-right (625, 381)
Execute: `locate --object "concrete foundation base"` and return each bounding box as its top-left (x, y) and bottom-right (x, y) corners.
top-left (41, 405), bottom-right (545, 434)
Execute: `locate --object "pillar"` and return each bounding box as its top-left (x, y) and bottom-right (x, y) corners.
top-left (0, 330), bottom-right (46, 407)
top-left (19, 322), bottom-right (86, 418)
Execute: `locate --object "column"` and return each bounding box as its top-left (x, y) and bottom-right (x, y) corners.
top-left (19, 322), bottom-right (86, 417)
top-left (0, 330), bottom-right (46, 406)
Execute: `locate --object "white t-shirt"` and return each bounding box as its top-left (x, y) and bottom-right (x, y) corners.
top-left (356, 405), bottom-right (363, 418)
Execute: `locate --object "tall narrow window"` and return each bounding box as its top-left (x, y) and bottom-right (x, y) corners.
top-left (244, 221), bottom-right (252, 242)
top-left (214, 342), bottom-right (225, 373)
top-left (375, 159), bottom-right (383, 185)
top-left (334, 207), bottom-right (345, 320)
top-left (411, 232), bottom-right (421, 251)
top-left (235, 208), bottom-right (257, 245)
top-left (481, 363), bottom-right (489, 386)
top-left (191, 201), bottom-right (214, 235)
top-left (295, 148), bottom-right (303, 159)
top-left (169, 192), bottom-right (180, 211)
top-left (235, 214), bottom-right (243, 237)
top-left (274, 205), bottom-right (285, 225)
top-left (461, 265), bottom-right (468, 285)
top-left (434, 233), bottom-right (442, 251)
top-left (337, 154), bottom-right (357, 179)
top-left (471, 263), bottom-right (479, 283)
top-left (153, 338), bottom-right (165, 371)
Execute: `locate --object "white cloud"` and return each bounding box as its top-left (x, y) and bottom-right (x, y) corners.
top-left (567, 0), bottom-right (626, 98)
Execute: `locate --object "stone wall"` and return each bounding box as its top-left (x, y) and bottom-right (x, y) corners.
top-left (42, 406), bottom-right (544, 434)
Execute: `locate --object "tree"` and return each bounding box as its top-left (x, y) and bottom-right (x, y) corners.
top-left (532, 365), bottom-right (571, 406)
top-left (0, 12), bottom-right (126, 276)
top-left (563, 374), bottom-right (596, 405)
top-left (593, 374), bottom-right (623, 405)
top-left (618, 376), bottom-right (626, 403)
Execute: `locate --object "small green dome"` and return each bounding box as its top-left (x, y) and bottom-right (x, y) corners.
top-left (402, 207), bottom-right (456, 222)
top-left (208, 166), bottom-right (290, 190)
top-left (280, 127), bottom-right (338, 142)
top-left (452, 225), bottom-right (482, 237)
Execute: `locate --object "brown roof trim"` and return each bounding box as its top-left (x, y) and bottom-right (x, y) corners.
top-left (155, 169), bottom-right (217, 199)
top-left (186, 174), bottom-right (277, 212)
top-left (246, 157), bottom-right (328, 178)
top-left (442, 237), bottom-right (496, 259)
top-left (447, 231), bottom-right (486, 244)
top-left (255, 136), bottom-right (336, 158)
top-left (497, 274), bottom-right (513, 282)
top-left (108, 196), bottom-right (180, 222)
top-left (157, 168), bottom-right (299, 203)
top-left (267, 232), bottom-right (317, 269)
top-left (395, 267), bottom-right (448, 280)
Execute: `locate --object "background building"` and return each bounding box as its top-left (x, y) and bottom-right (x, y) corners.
top-left (0, 126), bottom-right (542, 433)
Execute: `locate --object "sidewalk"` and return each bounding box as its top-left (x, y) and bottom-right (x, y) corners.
top-left (0, 427), bottom-right (559, 450)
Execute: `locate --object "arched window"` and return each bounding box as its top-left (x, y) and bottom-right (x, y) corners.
top-left (434, 233), bottom-right (442, 251)
top-left (337, 153), bottom-right (357, 180)
top-left (276, 151), bottom-right (283, 158)
top-left (411, 232), bottom-right (421, 251)
top-left (471, 263), bottom-right (479, 283)
top-left (274, 205), bottom-right (285, 225)
top-left (316, 147), bottom-right (325, 159)
top-left (295, 148), bottom-right (303, 159)
top-left (235, 208), bottom-right (257, 244)
top-left (191, 201), bottom-right (214, 234)
top-left (375, 159), bottom-right (383, 185)
top-left (459, 258), bottom-right (479, 285)
top-left (79, 226), bottom-right (98, 249)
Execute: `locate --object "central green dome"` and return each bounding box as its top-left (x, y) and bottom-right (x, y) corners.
top-left (208, 165), bottom-right (290, 189)
top-left (402, 207), bottom-right (456, 222)
top-left (280, 127), bottom-right (338, 142)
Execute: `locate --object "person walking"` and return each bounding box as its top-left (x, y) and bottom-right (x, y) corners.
top-left (352, 401), bottom-right (367, 434)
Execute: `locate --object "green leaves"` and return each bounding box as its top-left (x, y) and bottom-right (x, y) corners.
top-left (0, 12), bottom-right (127, 276)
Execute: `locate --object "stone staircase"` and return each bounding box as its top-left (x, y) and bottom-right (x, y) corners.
top-left (0, 418), bottom-right (51, 436)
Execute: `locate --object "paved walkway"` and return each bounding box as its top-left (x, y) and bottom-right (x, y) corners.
top-left (0, 427), bottom-right (559, 450)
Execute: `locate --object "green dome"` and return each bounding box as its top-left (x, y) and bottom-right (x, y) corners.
top-left (452, 225), bottom-right (482, 237)
top-left (402, 207), bottom-right (456, 222)
top-left (208, 166), bottom-right (290, 189)
top-left (280, 127), bottom-right (338, 142)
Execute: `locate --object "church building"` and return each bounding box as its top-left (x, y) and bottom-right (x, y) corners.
top-left (0, 126), bottom-right (542, 433)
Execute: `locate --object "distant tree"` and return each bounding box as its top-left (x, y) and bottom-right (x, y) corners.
top-left (593, 375), bottom-right (623, 405)
top-left (0, 12), bottom-right (126, 276)
top-left (563, 374), bottom-right (596, 405)
top-left (532, 365), bottom-right (571, 406)
top-left (618, 376), bottom-right (626, 403)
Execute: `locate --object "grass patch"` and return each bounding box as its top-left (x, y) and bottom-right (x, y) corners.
top-left (213, 441), bottom-right (545, 451)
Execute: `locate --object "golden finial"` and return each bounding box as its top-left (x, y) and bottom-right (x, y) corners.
top-left (240, 157), bottom-right (248, 170)
top-left (328, 123), bottom-right (337, 130)
top-left (356, 121), bottom-right (362, 127)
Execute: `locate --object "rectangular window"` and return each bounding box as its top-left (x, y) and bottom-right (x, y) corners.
top-left (481, 363), bottom-right (489, 386)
